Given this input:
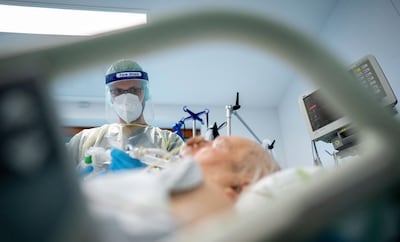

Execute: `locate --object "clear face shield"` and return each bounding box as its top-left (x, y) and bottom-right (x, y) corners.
top-left (105, 71), bottom-right (154, 124)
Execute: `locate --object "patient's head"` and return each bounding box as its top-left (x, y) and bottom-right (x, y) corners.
top-left (184, 136), bottom-right (279, 202)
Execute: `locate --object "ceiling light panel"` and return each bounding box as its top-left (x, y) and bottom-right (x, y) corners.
top-left (0, 4), bottom-right (147, 36)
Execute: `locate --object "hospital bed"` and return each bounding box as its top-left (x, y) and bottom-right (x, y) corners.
top-left (0, 9), bottom-right (399, 242)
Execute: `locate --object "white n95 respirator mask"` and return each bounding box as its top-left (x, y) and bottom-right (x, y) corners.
top-left (112, 93), bottom-right (143, 123)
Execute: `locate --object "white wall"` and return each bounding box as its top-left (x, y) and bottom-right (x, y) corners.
top-left (279, 0), bottom-right (400, 168)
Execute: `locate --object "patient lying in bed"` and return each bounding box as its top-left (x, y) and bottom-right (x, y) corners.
top-left (82, 135), bottom-right (280, 241)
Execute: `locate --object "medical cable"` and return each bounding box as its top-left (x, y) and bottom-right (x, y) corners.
top-left (312, 140), bottom-right (323, 166)
top-left (126, 146), bottom-right (181, 170)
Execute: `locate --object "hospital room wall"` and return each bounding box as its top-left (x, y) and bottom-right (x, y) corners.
top-left (278, 0), bottom-right (400, 168)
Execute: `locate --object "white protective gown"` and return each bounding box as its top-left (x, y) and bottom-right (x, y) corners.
top-left (66, 123), bottom-right (184, 166)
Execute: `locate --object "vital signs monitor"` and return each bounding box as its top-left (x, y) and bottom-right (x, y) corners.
top-left (300, 55), bottom-right (397, 143)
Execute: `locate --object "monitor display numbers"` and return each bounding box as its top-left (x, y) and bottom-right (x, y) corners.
top-left (349, 59), bottom-right (386, 100)
top-left (303, 90), bottom-right (342, 132)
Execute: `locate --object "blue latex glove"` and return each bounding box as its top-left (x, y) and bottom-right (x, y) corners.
top-left (109, 148), bottom-right (147, 171)
top-left (78, 165), bottom-right (94, 177)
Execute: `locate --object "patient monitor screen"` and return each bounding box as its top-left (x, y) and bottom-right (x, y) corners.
top-left (303, 90), bottom-right (342, 132)
top-left (350, 59), bottom-right (386, 101)
top-left (301, 55), bottom-right (397, 142)
top-left (348, 55), bottom-right (397, 107)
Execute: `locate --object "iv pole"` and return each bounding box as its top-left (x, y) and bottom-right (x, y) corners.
top-left (226, 92), bottom-right (263, 144)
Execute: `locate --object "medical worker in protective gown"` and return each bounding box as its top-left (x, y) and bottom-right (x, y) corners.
top-left (66, 59), bottom-right (184, 175)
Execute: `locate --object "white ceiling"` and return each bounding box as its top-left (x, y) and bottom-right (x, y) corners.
top-left (0, 0), bottom-right (339, 108)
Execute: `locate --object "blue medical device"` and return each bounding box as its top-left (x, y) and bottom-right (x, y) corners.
top-left (172, 106), bottom-right (209, 140)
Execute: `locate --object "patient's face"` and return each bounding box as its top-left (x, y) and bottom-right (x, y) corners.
top-left (194, 136), bottom-right (255, 202)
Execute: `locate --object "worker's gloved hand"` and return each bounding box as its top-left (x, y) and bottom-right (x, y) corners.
top-left (109, 148), bottom-right (147, 171)
top-left (77, 165), bottom-right (94, 177)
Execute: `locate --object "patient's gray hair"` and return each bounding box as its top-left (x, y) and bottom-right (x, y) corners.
top-left (236, 142), bottom-right (281, 184)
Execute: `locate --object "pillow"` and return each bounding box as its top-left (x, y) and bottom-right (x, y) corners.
top-left (236, 166), bottom-right (327, 212)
